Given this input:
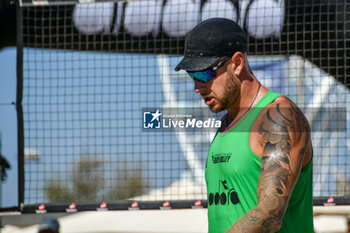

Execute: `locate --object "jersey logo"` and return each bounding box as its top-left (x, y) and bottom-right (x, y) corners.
top-left (208, 180), bottom-right (239, 206)
top-left (211, 153), bottom-right (232, 164)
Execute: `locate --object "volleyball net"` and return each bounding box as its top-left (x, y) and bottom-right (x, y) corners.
top-left (16, 0), bottom-right (350, 212)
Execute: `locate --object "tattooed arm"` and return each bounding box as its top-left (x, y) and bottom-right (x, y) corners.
top-left (226, 98), bottom-right (311, 233)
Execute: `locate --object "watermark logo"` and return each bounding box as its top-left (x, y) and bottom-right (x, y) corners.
top-left (142, 107), bottom-right (346, 132)
top-left (142, 107), bottom-right (222, 132)
top-left (143, 109), bottom-right (162, 129)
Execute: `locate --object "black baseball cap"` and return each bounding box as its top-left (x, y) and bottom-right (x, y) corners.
top-left (175, 18), bottom-right (247, 72)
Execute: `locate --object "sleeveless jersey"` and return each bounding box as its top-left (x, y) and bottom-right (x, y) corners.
top-left (205, 91), bottom-right (314, 233)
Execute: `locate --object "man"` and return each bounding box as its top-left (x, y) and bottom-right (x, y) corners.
top-left (175, 18), bottom-right (313, 233)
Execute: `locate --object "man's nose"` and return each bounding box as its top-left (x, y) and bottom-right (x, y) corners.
top-left (194, 79), bottom-right (207, 93)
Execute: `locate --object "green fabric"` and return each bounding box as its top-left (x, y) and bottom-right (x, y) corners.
top-left (205, 91), bottom-right (314, 233)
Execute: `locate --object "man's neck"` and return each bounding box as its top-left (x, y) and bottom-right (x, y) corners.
top-left (225, 80), bottom-right (262, 128)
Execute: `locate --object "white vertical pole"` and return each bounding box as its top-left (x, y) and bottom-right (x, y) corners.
top-left (158, 54), bottom-right (205, 185)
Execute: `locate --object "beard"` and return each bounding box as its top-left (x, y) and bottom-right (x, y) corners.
top-left (208, 75), bottom-right (240, 113)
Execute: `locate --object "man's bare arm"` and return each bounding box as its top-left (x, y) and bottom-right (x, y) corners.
top-left (226, 100), bottom-right (310, 233)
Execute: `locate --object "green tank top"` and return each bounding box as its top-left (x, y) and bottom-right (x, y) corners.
top-left (205, 91), bottom-right (314, 233)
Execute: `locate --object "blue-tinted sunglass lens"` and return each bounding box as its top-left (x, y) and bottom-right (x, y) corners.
top-left (187, 70), bottom-right (216, 82)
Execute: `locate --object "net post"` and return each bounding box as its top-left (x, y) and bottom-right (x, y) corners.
top-left (16, 0), bottom-right (24, 211)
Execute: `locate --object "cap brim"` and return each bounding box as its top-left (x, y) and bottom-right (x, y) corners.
top-left (174, 56), bottom-right (219, 72)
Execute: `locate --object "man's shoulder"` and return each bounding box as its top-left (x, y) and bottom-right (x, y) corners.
top-left (269, 94), bottom-right (294, 108)
top-left (255, 94), bottom-right (310, 134)
top-left (251, 92), bottom-right (312, 164)
top-left (264, 94), bottom-right (306, 118)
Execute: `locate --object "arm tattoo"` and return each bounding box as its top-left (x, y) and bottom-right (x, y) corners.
top-left (228, 101), bottom-right (310, 233)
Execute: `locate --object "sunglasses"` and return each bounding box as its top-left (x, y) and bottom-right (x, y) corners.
top-left (187, 56), bottom-right (231, 83)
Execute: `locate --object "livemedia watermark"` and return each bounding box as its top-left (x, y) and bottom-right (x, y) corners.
top-left (141, 107), bottom-right (347, 133)
top-left (142, 108), bottom-right (222, 132)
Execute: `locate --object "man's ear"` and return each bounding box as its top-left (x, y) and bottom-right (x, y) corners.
top-left (231, 52), bottom-right (244, 77)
